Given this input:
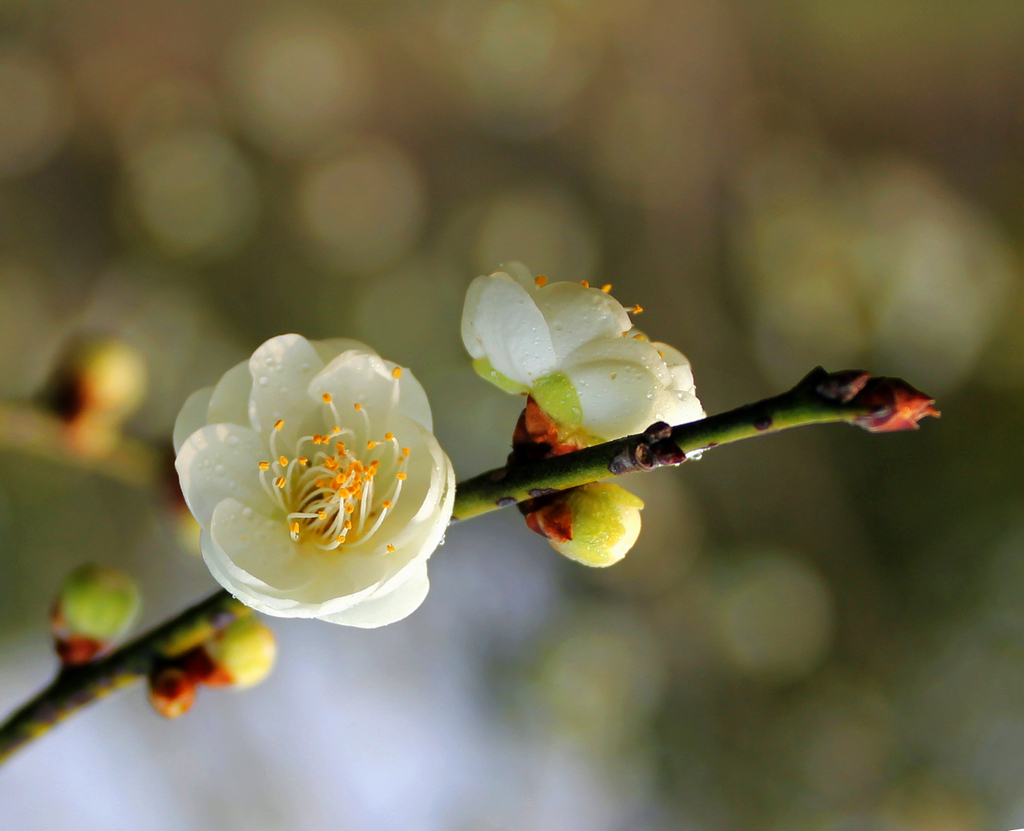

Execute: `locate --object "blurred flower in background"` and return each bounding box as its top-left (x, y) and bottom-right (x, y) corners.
top-left (0, 0), bottom-right (1023, 829)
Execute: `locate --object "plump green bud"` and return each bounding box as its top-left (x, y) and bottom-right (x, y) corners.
top-left (529, 483), bottom-right (644, 568)
top-left (56, 563), bottom-right (141, 643)
top-left (203, 616), bottom-right (277, 689)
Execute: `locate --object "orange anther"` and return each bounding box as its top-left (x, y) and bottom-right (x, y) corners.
top-left (274, 419), bottom-right (284, 431)
top-left (258, 461), bottom-right (270, 471)
top-left (534, 275), bottom-right (547, 287)
top-left (392, 367), bottom-right (403, 379)
top-left (322, 393), bottom-right (332, 403)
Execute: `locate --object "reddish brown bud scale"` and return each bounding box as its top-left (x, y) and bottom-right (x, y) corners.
top-left (54, 633), bottom-right (106, 666)
top-left (147, 667), bottom-right (196, 719)
top-left (850, 378), bottom-right (940, 433)
top-left (524, 499), bottom-right (574, 543)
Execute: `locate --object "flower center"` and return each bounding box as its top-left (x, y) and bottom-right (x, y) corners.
top-left (256, 395), bottom-right (410, 552)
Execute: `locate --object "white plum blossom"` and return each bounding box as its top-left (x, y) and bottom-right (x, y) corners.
top-left (173, 335), bottom-right (455, 627)
top-left (462, 262), bottom-right (704, 442)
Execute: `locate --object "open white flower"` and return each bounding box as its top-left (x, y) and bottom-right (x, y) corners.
top-left (462, 262), bottom-right (704, 442)
top-left (173, 335), bottom-right (455, 628)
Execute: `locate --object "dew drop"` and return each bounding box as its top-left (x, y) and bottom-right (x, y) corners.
top-left (265, 357), bottom-right (275, 366)
top-left (646, 392), bottom-right (654, 400)
top-left (299, 363), bottom-right (311, 373)
top-left (226, 435), bottom-right (239, 446)
top-left (214, 464), bottom-right (226, 476)
top-left (258, 376), bottom-right (270, 386)
top-left (242, 507), bottom-right (254, 519)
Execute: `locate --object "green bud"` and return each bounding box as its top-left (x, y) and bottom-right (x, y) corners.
top-left (204, 616), bottom-right (277, 689)
top-left (531, 372), bottom-right (583, 428)
top-left (56, 564), bottom-right (141, 643)
top-left (472, 357), bottom-right (529, 395)
top-left (549, 483), bottom-right (644, 568)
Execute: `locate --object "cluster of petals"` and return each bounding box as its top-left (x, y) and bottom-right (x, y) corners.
top-left (461, 262), bottom-right (704, 443)
top-left (174, 335), bottom-right (455, 627)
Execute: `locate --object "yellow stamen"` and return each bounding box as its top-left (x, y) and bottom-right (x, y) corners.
top-left (392, 366), bottom-right (403, 379)
top-left (384, 433), bottom-right (394, 441)
top-left (336, 442), bottom-right (346, 453)
top-left (633, 332), bottom-right (648, 341)
top-left (297, 457), bottom-right (308, 466)
top-left (345, 504), bottom-right (355, 514)
top-left (331, 427), bottom-right (341, 435)
top-left (354, 403), bottom-right (363, 411)
top-left (275, 477), bottom-right (286, 488)
top-left (343, 520), bottom-right (352, 530)
top-left (602, 284), bottom-right (612, 292)
top-left (370, 460), bottom-right (380, 468)
top-left (382, 500), bottom-right (392, 509)
top-left (290, 521), bottom-right (300, 535)
top-left (534, 275), bottom-right (547, 287)
top-left (402, 447), bottom-right (410, 457)
top-left (318, 510), bottom-right (327, 520)
top-left (258, 461), bottom-right (270, 471)
top-left (580, 280), bottom-right (590, 287)
top-left (631, 304), bottom-right (643, 314)
top-left (396, 472), bottom-right (407, 480)
top-left (278, 456), bottom-right (288, 466)
top-left (386, 544), bottom-right (396, 553)
top-left (274, 419), bottom-right (284, 431)
top-left (322, 393), bottom-right (332, 403)
top-left (367, 441), bottom-right (377, 450)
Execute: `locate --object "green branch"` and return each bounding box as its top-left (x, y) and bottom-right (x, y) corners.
top-left (0, 592), bottom-right (247, 764)
top-left (0, 367), bottom-right (936, 766)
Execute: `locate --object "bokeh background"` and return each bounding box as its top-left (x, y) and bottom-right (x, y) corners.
top-left (1, 1), bottom-right (1023, 829)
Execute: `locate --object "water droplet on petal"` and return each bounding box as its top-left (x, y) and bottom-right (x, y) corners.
top-left (299, 363), bottom-right (311, 373)
top-left (214, 464), bottom-right (226, 476)
top-left (226, 435), bottom-right (239, 446)
top-left (265, 357), bottom-right (275, 366)
top-left (242, 507), bottom-right (253, 519)
top-left (258, 376), bottom-right (270, 386)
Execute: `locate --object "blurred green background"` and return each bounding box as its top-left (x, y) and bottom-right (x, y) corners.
top-left (1, 1), bottom-right (1023, 829)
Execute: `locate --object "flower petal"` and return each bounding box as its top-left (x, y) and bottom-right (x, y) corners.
top-left (206, 498), bottom-right (390, 617)
top-left (308, 349), bottom-right (433, 433)
top-left (317, 561), bottom-right (430, 628)
top-left (563, 358), bottom-right (675, 440)
top-left (461, 273), bottom-right (557, 386)
top-left (309, 338), bottom-right (374, 365)
top-left (562, 337), bottom-right (673, 386)
top-left (172, 386), bottom-right (213, 453)
top-left (532, 282), bottom-right (632, 362)
top-left (651, 341), bottom-right (696, 394)
top-left (175, 424), bottom-right (274, 527)
top-left (207, 360), bottom-right (252, 427)
top-left (247, 334), bottom-right (324, 444)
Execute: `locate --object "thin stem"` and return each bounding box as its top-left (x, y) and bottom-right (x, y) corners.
top-left (0, 367), bottom-right (930, 766)
top-left (0, 403), bottom-right (161, 488)
top-left (451, 366), bottom-right (875, 520)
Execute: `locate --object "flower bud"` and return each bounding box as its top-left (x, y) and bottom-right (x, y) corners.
top-left (148, 667), bottom-right (196, 719)
top-left (525, 482), bottom-right (644, 568)
top-left (51, 564), bottom-right (141, 665)
top-left (44, 337), bottom-right (148, 424)
top-left (201, 616), bottom-right (277, 689)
